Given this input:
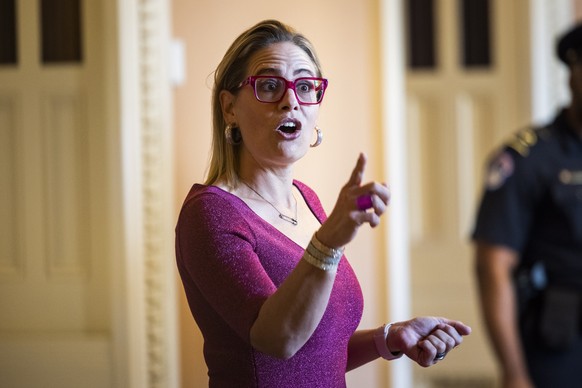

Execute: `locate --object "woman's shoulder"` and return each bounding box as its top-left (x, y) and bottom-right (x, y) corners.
top-left (183, 183), bottom-right (237, 203)
top-left (184, 183), bottom-right (225, 199)
top-left (180, 183), bottom-right (248, 220)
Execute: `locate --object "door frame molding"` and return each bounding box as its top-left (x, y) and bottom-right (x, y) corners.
top-left (105, 0), bottom-right (178, 387)
top-left (378, 0), bottom-right (412, 386)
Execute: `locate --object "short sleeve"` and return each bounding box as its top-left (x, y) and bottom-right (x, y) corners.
top-left (175, 191), bottom-right (277, 341)
top-left (472, 148), bottom-right (541, 252)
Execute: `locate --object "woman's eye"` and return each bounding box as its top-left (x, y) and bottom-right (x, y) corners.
top-left (296, 82), bottom-right (313, 93)
top-left (258, 79), bottom-right (280, 92)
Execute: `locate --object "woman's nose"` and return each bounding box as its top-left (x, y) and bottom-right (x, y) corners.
top-left (278, 87), bottom-right (300, 110)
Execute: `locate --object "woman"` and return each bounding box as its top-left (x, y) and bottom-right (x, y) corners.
top-left (176, 19), bottom-right (471, 387)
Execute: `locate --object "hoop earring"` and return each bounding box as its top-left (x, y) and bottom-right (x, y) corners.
top-left (310, 126), bottom-right (323, 148)
top-left (225, 124), bottom-right (241, 145)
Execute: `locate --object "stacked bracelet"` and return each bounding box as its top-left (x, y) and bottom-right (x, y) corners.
top-left (374, 323), bottom-right (403, 360)
top-left (302, 233), bottom-right (345, 271)
top-left (310, 233), bottom-right (344, 259)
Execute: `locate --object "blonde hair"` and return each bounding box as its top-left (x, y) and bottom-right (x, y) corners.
top-left (204, 20), bottom-right (323, 187)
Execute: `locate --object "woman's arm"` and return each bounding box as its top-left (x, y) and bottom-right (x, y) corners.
top-left (346, 329), bottom-right (380, 371)
top-left (249, 255), bottom-right (338, 359)
top-left (250, 154), bottom-right (390, 358)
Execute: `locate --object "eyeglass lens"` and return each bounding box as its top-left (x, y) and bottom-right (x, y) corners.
top-left (254, 77), bottom-right (325, 104)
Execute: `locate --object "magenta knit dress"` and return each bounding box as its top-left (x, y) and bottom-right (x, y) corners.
top-left (176, 181), bottom-right (364, 388)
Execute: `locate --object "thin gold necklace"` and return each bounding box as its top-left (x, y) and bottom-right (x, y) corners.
top-left (242, 181), bottom-right (298, 225)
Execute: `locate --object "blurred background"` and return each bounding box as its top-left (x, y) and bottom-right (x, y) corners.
top-left (0, 0), bottom-right (580, 387)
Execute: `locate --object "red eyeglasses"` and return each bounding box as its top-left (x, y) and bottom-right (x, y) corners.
top-left (239, 75), bottom-right (328, 105)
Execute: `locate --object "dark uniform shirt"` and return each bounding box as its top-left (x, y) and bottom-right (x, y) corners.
top-left (472, 109), bottom-right (582, 291)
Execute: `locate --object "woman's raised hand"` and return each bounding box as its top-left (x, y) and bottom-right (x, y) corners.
top-left (316, 153), bottom-right (391, 249)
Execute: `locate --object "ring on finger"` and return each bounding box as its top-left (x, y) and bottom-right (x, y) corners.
top-left (434, 352), bottom-right (446, 361)
top-left (356, 194), bottom-right (373, 211)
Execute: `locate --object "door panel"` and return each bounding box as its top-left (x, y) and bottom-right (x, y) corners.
top-left (0, 1), bottom-right (112, 386)
top-left (406, 0), bottom-right (530, 384)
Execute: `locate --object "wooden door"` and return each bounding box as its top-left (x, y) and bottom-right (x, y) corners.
top-left (405, 0), bottom-right (531, 385)
top-left (0, 1), bottom-right (112, 386)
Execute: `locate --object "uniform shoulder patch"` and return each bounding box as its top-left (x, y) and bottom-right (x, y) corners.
top-left (506, 127), bottom-right (537, 157)
top-left (486, 151), bottom-right (514, 190)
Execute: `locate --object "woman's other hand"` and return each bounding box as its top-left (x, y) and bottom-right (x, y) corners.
top-left (388, 317), bottom-right (472, 367)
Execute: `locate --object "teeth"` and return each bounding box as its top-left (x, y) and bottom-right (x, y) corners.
top-left (281, 122), bottom-right (296, 127)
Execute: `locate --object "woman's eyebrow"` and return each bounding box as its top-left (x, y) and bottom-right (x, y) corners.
top-left (294, 68), bottom-right (315, 77)
top-left (255, 67), bottom-right (278, 76)
top-left (253, 67), bottom-right (315, 77)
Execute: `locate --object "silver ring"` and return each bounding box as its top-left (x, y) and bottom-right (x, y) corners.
top-left (434, 352), bottom-right (446, 361)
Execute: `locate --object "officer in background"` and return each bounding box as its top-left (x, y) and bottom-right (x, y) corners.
top-left (472, 23), bottom-right (582, 388)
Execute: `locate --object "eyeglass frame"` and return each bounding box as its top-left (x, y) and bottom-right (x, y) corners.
top-left (238, 75), bottom-right (329, 105)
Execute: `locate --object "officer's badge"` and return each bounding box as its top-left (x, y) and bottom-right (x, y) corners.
top-left (486, 151), bottom-right (514, 190)
top-left (507, 128), bottom-right (537, 157)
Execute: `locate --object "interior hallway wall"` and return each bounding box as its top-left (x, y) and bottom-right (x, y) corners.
top-left (171, 1), bottom-right (389, 387)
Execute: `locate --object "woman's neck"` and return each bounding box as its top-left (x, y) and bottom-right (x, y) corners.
top-left (237, 155), bottom-right (296, 205)
top-left (239, 172), bottom-right (295, 206)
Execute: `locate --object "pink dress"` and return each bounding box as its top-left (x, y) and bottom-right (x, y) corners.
top-left (176, 181), bottom-right (364, 387)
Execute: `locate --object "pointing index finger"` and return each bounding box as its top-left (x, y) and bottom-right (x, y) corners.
top-left (347, 153), bottom-right (367, 187)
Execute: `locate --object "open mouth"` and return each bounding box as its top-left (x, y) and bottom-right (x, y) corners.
top-left (277, 120), bottom-right (302, 135)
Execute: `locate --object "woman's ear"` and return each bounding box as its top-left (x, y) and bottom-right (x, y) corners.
top-left (220, 90), bottom-right (236, 123)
